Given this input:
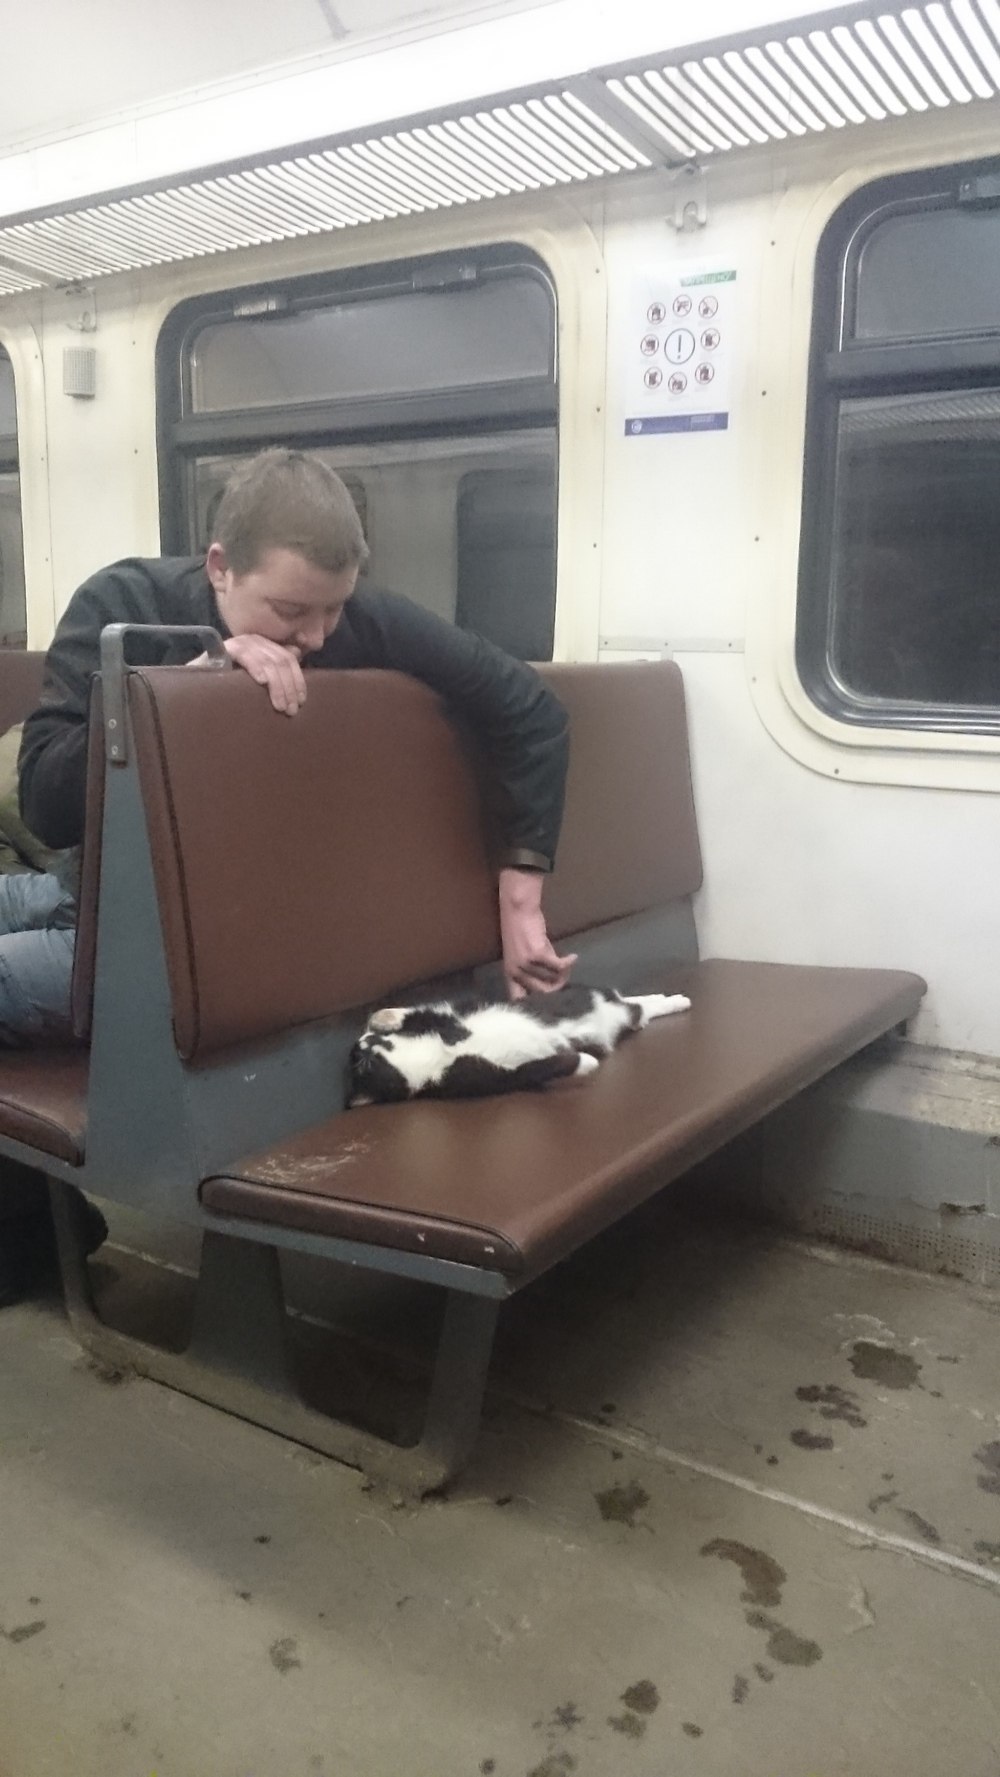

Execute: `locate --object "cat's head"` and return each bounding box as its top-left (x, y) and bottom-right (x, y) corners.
top-left (346, 1029), bottom-right (410, 1108)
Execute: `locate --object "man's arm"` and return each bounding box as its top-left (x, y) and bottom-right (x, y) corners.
top-left (331, 588), bottom-right (574, 995)
top-left (18, 562), bottom-right (192, 849)
top-left (335, 587), bottom-right (569, 870)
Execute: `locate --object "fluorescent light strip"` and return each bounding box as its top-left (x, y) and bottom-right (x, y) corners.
top-left (659, 64), bottom-right (749, 146)
top-left (830, 22), bottom-right (909, 110)
top-left (787, 33), bottom-right (870, 119)
top-left (855, 17), bottom-right (931, 106)
top-left (683, 59), bottom-right (773, 143)
top-left (557, 92), bottom-right (649, 168)
top-left (949, 0), bottom-right (1000, 87)
top-left (746, 42), bottom-right (828, 129)
top-left (879, 11), bottom-right (953, 102)
top-left (764, 37), bottom-right (846, 124)
top-left (622, 73), bottom-right (716, 155)
top-left (901, 4), bottom-right (974, 94)
top-left (721, 48), bottom-right (809, 133)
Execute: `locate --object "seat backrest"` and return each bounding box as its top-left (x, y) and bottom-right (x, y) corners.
top-left (0, 650), bottom-right (46, 736)
top-left (120, 658), bottom-right (702, 1063)
top-left (129, 667), bottom-right (501, 1060)
top-left (537, 661), bottom-right (702, 938)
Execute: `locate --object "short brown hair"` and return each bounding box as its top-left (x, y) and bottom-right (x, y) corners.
top-left (211, 449), bottom-right (369, 576)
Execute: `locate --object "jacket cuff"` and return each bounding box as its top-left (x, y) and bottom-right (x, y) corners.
top-left (501, 848), bottom-right (553, 874)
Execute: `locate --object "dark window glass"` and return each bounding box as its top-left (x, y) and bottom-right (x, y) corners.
top-left (0, 352), bottom-right (25, 650)
top-left (853, 204), bottom-right (1000, 343)
top-left (799, 161), bottom-right (1000, 733)
top-left (190, 277), bottom-right (553, 412)
top-left (828, 391), bottom-right (1000, 710)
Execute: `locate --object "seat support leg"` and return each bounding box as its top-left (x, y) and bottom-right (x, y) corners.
top-left (49, 1181), bottom-right (500, 1496)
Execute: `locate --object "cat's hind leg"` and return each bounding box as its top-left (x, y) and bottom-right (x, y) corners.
top-left (626, 993), bottom-right (692, 1026)
top-left (513, 1049), bottom-right (600, 1091)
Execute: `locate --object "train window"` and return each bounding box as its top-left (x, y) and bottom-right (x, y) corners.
top-left (0, 350), bottom-right (25, 650)
top-left (799, 161), bottom-right (1000, 733)
top-left (158, 250), bottom-right (558, 660)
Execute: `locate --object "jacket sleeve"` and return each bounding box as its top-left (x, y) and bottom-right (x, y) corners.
top-left (18, 568), bottom-right (159, 849)
top-left (343, 589), bottom-right (569, 871)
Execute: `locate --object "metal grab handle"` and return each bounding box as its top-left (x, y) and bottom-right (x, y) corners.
top-left (100, 623), bottom-right (231, 763)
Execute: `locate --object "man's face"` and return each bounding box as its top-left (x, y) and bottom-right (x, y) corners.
top-left (206, 544), bottom-right (358, 658)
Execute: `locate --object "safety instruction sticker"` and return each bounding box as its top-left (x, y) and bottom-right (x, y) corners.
top-left (625, 268), bottom-right (736, 437)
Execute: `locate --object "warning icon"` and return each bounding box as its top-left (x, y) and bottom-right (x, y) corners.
top-left (668, 372), bottom-right (687, 394)
top-left (698, 294), bottom-right (719, 319)
top-left (664, 328), bottom-right (695, 364)
top-left (701, 327), bottom-right (721, 351)
top-left (644, 366), bottom-right (663, 389)
top-left (647, 301), bottom-right (667, 325)
top-left (694, 362), bottom-right (715, 385)
top-left (640, 333), bottom-right (659, 356)
top-left (673, 293), bottom-right (693, 316)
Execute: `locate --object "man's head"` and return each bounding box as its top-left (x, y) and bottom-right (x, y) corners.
top-left (205, 449), bottom-right (369, 658)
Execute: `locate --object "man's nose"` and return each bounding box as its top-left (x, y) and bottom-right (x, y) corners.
top-left (295, 617), bottom-right (326, 653)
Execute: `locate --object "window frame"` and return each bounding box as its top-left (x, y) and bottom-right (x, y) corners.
top-left (155, 244), bottom-right (558, 557)
top-left (797, 154), bottom-right (1000, 738)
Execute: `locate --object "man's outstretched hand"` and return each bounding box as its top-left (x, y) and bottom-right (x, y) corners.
top-left (499, 867), bottom-right (577, 1000)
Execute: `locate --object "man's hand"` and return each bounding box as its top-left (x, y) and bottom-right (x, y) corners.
top-left (199, 635), bottom-right (307, 715)
top-left (499, 867), bottom-right (577, 1000)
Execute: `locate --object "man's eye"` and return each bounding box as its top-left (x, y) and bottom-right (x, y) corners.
top-left (271, 604), bottom-right (305, 620)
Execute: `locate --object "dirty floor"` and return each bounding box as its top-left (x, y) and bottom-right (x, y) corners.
top-left (1, 1192), bottom-right (1000, 1777)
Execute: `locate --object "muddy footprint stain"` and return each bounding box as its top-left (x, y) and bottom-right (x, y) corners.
top-left (701, 1541), bottom-right (822, 1672)
top-left (795, 1383), bottom-right (867, 1428)
top-left (974, 1442), bottom-right (1000, 1496)
top-left (745, 1611), bottom-right (822, 1667)
top-left (607, 1713), bottom-right (646, 1739)
top-left (551, 1703), bottom-right (582, 1730)
top-left (790, 1429), bottom-right (834, 1451)
top-left (527, 1755), bottom-right (576, 1777)
top-left (700, 1540), bottom-right (786, 1608)
top-left (620, 1680), bottom-right (659, 1714)
top-left (268, 1637), bottom-right (301, 1674)
top-left (595, 1481), bottom-right (650, 1527)
top-left (849, 1342), bottom-right (921, 1390)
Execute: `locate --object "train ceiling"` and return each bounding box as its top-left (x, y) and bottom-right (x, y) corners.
top-left (0, 0), bottom-right (998, 293)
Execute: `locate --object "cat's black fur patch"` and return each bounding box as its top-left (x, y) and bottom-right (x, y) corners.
top-left (419, 1047), bottom-right (582, 1099)
top-left (395, 1006), bottom-right (470, 1044)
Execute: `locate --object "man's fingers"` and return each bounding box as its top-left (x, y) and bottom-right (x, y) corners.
top-left (227, 637), bottom-right (307, 715)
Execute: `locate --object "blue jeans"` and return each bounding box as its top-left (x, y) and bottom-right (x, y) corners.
top-left (0, 872), bottom-right (76, 1047)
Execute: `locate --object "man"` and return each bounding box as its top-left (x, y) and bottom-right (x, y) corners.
top-left (14, 446), bottom-right (576, 1044)
top-left (0, 448), bottom-right (577, 1301)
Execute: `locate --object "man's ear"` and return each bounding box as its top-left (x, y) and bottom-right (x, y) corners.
top-left (205, 541), bottom-right (228, 593)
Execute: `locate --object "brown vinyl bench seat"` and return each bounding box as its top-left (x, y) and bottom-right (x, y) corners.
top-left (0, 640), bottom-right (926, 1494)
top-left (203, 960), bottom-right (922, 1279)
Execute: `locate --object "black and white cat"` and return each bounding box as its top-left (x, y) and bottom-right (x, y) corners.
top-left (347, 983), bottom-right (691, 1106)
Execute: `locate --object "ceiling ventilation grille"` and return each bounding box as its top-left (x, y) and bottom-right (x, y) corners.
top-left (0, 3), bottom-right (997, 291)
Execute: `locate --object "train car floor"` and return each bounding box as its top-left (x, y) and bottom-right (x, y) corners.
top-left (1, 1190), bottom-right (999, 1777)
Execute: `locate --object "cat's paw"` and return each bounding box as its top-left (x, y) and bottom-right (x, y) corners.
top-left (574, 1053), bottom-right (601, 1077)
top-left (368, 1007), bottom-right (406, 1033)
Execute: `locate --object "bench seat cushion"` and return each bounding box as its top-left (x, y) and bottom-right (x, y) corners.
top-left (200, 959), bottom-right (925, 1281)
top-left (0, 1050), bottom-right (88, 1165)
